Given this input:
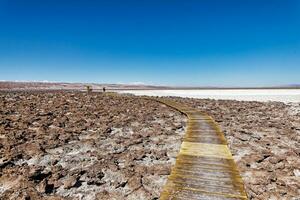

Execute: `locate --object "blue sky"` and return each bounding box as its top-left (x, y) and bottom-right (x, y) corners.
top-left (0, 0), bottom-right (299, 87)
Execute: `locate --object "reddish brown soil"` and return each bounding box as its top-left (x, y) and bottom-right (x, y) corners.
top-left (0, 92), bottom-right (186, 200)
top-left (1, 91), bottom-right (299, 200)
top-left (166, 97), bottom-right (300, 200)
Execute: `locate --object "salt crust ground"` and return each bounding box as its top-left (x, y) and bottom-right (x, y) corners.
top-left (1, 91), bottom-right (299, 200)
top-left (166, 97), bottom-right (300, 200)
top-left (0, 92), bottom-right (186, 200)
top-left (118, 89), bottom-right (300, 103)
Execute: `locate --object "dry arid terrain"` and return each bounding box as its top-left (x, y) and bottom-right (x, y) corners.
top-left (0, 81), bottom-right (169, 91)
top-left (0, 92), bottom-right (186, 200)
top-left (166, 97), bottom-right (300, 200)
top-left (0, 91), bottom-right (300, 200)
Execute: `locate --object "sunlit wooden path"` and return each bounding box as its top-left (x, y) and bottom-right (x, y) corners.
top-left (155, 98), bottom-right (248, 200)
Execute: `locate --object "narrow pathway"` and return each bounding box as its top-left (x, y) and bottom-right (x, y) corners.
top-left (155, 98), bottom-right (248, 200)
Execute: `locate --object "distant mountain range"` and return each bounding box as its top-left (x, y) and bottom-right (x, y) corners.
top-left (0, 81), bottom-right (299, 91)
top-left (0, 81), bottom-right (168, 91)
top-left (284, 84), bottom-right (300, 87)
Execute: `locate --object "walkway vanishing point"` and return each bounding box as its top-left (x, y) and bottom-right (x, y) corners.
top-left (155, 98), bottom-right (248, 200)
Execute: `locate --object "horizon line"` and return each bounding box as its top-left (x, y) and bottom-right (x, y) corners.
top-left (1, 80), bottom-right (300, 89)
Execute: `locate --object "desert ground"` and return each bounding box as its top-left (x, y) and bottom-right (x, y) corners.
top-left (0, 91), bottom-right (186, 200)
top-left (0, 90), bottom-right (300, 200)
top-left (164, 96), bottom-right (300, 199)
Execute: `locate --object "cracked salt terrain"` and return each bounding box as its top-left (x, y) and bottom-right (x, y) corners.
top-left (1, 91), bottom-right (300, 200)
top-left (0, 92), bottom-right (186, 200)
top-left (164, 97), bottom-right (300, 200)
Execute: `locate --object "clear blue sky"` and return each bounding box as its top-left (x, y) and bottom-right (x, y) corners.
top-left (0, 0), bottom-right (299, 87)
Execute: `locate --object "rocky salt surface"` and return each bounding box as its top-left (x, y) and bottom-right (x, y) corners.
top-left (1, 91), bottom-right (300, 200)
top-left (165, 97), bottom-right (300, 200)
top-left (0, 92), bottom-right (186, 200)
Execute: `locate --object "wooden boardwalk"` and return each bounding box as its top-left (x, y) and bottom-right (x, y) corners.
top-left (156, 98), bottom-right (248, 200)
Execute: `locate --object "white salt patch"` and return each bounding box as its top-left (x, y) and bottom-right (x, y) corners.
top-left (131, 121), bottom-right (140, 127)
top-left (66, 145), bottom-right (94, 156)
top-left (56, 181), bottom-right (100, 200)
top-left (287, 103), bottom-right (300, 115)
top-left (294, 169), bottom-right (300, 177)
top-left (117, 89), bottom-right (300, 103)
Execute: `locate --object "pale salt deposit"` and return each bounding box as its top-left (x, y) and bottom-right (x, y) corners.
top-left (117, 89), bottom-right (300, 103)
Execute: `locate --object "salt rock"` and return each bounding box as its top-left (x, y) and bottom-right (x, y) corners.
top-left (23, 142), bottom-right (44, 156)
top-left (63, 176), bottom-right (78, 189)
